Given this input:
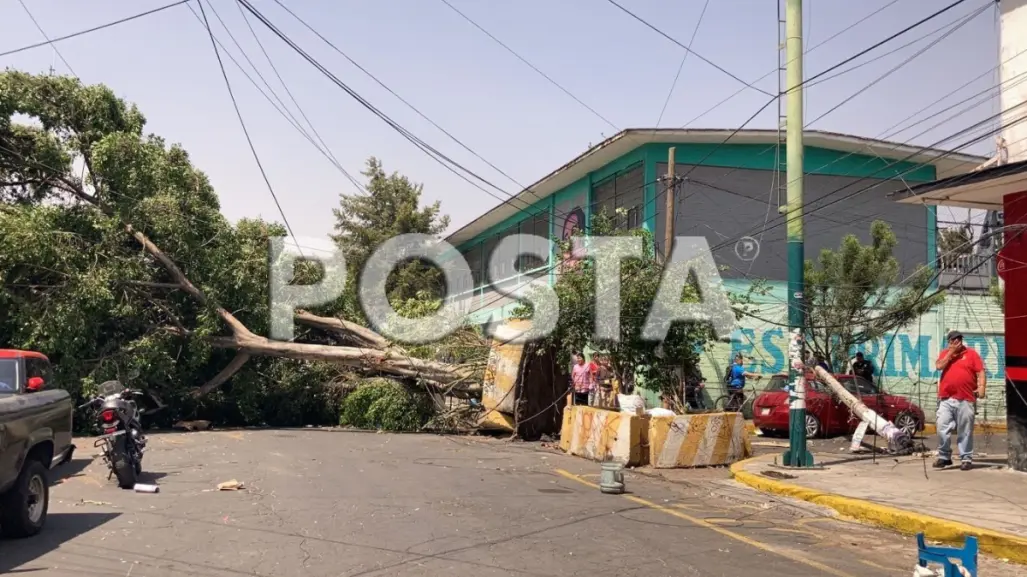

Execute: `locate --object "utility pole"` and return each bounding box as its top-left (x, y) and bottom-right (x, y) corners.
top-left (664, 147), bottom-right (677, 261)
top-left (781, 0), bottom-right (813, 468)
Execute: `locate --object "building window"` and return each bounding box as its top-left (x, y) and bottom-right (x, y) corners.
top-left (591, 163), bottom-right (644, 231)
top-left (518, 211), bottom-right (551, 272)
top-left (462, 243), bottom-right (483, 290)
top-left (483, 235), bottom-right (500, 284)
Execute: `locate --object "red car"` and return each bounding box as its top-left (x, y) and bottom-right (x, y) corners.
top-left (752, 373), bottom-right (925, 438)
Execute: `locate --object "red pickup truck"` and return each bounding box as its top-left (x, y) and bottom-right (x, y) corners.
top-left (0, 350), bottom-right (75, 538)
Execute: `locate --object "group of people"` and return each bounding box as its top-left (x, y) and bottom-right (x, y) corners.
top-left (569, 352), bottom-right (615, 407)
top-left (566, 331), bottom-right (987, 470)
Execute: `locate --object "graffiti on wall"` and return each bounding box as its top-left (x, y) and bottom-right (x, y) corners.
top-left (730, 328), bottom-right (1006, 380)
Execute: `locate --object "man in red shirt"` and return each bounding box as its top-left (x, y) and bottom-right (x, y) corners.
top-left (934, 331), bottom-right (986, 470)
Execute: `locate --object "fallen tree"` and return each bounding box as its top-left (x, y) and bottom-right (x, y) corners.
top-left (0, 71), bottom-right (484, 404)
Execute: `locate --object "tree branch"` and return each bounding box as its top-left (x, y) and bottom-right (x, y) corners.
top-left (125, 224), bottom-right (254, 338)
top-left (193, 353), bottom-right (251, 397)
top-left (295, 310), bottom-right (389, 350)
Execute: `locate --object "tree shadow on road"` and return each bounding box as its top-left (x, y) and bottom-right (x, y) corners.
top-left (0, 512), bottom-right (119, 573)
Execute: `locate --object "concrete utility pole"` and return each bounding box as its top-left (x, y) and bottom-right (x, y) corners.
top-left (781, 0), bottom-right (813, 468)
top-left (664, 147), bottom-right (676, 261)
top-left (999, 0), bottom-right (1027, 472)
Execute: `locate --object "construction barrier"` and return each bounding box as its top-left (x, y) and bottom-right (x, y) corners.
top-left (560, 406), bottom-right (648, 466)
top-left (478, 320), bottom-right (531, 431)
top-left (648, 412), bottom-right (751, 468)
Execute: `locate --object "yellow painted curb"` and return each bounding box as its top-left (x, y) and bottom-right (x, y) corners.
top-left (921, 422), bottom-right (1006, 435)
top-left (730, 459), bottom-right (1027, 564)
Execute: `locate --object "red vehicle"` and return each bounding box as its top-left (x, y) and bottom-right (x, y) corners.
top-left (752, 373), bottom-right (925, 438)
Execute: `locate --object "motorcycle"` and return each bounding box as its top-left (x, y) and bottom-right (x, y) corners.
top-left (77, 380), bottom-right (147, 489)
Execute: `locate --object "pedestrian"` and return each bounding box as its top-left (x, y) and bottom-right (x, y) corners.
top-left (849, 352), bottom-right (875, 383)
top-left (724, 353), bottom-right (761, 412)
top-left (593, 354), bottom-right (614, 408)
top-left (813, 352), bottom-right (832, 373)
top-left (934, 331), bottom-right (986, 470)
top-left (570, 352), bottom-right (595, 406)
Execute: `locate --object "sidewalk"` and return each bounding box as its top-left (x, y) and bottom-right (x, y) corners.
top-left (731, 448), bottom-right (1027, 564)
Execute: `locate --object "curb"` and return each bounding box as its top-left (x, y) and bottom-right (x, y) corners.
top-left (729, 458), bottom-right (1027, 564)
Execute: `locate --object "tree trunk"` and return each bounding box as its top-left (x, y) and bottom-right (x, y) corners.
top-left (812, 366), bottom-right (911, 451)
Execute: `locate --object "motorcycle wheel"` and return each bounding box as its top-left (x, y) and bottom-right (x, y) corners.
top-left (111, 435), bottom-right (138, 489)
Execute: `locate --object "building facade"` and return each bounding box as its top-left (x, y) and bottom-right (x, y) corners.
top-left (448, 129), bottom-right (1003, 420)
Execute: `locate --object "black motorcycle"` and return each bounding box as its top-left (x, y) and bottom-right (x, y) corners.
top-left (78, 380), bottom-right (147, 489)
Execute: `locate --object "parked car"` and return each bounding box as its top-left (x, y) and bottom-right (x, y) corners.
top-left (752, 372), bottom-right (925, 438)
top-left (0, 350), bottom-right (75, 538)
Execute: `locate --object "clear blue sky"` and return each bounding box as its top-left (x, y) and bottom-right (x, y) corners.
top-left (1, 0), bottom-right (1001, 236)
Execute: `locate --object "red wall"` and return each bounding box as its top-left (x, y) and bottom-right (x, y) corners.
top-left (1002, 190), bottom-right (1027, 380)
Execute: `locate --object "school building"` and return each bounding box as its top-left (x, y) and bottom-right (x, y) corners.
top-left (446, 129), bottom-right (1005, 419)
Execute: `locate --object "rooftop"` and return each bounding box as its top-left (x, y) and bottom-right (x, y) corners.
top-left (447, 128), bottom-right (986, 247)
top-left (892, 158), bottom-right (1027, 210)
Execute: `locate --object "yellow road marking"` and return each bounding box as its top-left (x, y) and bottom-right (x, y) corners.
top-left (555, 469), bottom-right (856, 577)
top-left (225, 432), bottom-right (244, 441)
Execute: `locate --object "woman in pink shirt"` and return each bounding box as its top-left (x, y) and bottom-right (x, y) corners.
top-left (570, 353), bottom-right (596, 406)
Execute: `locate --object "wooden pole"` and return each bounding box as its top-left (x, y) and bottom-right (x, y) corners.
top-left (664, 147), bottom-right (676, 260)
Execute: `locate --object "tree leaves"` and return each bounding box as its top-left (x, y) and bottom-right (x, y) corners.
top-left (803, 220), bottom-right (942, 369)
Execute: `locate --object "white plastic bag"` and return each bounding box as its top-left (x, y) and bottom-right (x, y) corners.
top-left (618, 394), bottom-right (645, 416)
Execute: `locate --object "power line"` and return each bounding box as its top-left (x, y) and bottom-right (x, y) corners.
top-left (196, 0), bottom-right (303, 254)
top-left (241, 0), bottom-right (551, 221)
top-left (803, 0), bottom-right (974, 86)
top-left (653, 0), bottom-right (712, 129)
top-left (807, 1), bottom-right (989, 128)
top-left (0, 1), bottom-right (190, 59)
top-left (15, 0), bottom-right (76, 76)
top-left (182, 5), bottom-right (365, 192)
top-left (805, 2), bottom-right (991, 88)
top-left (604, 0), bottom-right (774, 97)
top-left (680, 0), bottom-right (910, 128)
top-left (197, 1), bottom-right (365, 194)
top-left (266, 0), bottom-right (534, 200)
top-left (437, 0), bottom-right (618, 131)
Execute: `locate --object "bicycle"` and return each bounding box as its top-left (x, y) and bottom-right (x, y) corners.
top-left (713, 378), bottom-right (762, 416)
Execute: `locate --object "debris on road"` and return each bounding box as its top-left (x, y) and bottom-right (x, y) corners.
top-left (78, 499), bottom-right (112, 506)
top-left (134, 483), bottom-right (160, 493)
top-left (174, 420), bottom-right (212, 432)
top-left (217, 479), bottom-right (245, 491)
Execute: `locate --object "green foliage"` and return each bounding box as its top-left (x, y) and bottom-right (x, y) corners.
top-left (804, 220), bottom-right (942, 370)
top-left (339, 377), bottom-right (435, 431)
top-left (937, 225), bottom-right (973, 262)
top-left (511, 209), bottom-right (762, 403)
top-left (331, 157), bottom-right (450, 319)
top-left (0, 71), bottom-right (355, 427)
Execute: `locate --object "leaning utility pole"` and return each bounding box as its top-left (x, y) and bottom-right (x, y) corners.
top-left (781, 0), bottom-right (813, 468)
top-left (664, 147), bottom-right (677, 261)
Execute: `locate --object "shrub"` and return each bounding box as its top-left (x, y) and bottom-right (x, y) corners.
top-left (339, 377), bottom-right (435, 432)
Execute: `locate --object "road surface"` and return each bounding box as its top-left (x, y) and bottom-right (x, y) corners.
top-left (2, 429), bottom-right (1021, 576)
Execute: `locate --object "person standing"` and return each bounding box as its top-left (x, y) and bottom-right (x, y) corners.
top-left (934, 331), bottom-right (986, 470)
top-left (570, 353), bottom-right (595, 406)
top-left (849, 352), bottom-right (875, 383)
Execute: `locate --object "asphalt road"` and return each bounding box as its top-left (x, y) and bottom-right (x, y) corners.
top-left (3, 429), bottom-right (1023, 577)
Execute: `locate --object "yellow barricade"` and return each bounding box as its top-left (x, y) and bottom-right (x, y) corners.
top-left (648, 412), bottom-right (751, 468)
top-left (559, 406), bottom-right (647, 466)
